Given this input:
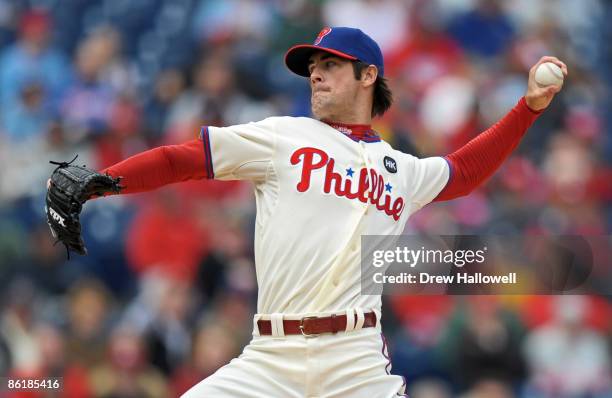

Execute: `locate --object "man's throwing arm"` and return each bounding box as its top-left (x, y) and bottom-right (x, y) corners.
top-left (433, 97), bottom-right (541, 202)
top-left (434, 56), bottom-right (567, 202)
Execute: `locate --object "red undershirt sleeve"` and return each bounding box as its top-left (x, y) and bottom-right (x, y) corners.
top-left (433, 97), bottom-right (543, 202)
top-left (100, 138), bottom-right (210, 195)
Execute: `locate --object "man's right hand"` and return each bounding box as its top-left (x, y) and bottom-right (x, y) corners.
top-left (46, 159), bottom-right (122, 256)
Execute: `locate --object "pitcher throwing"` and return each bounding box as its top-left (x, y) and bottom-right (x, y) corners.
top-left (45, 27), bottom-right (566, 397)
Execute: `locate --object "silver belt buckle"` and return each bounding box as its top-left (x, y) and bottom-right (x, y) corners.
top-left (299, 316), bottom-right (321, 337)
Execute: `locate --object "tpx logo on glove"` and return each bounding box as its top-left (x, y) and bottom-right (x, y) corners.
top-left (48, 206), bottom-right (67, 227)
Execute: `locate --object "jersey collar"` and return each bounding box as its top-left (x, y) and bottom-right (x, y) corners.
top-left (323, 120), bottom-right (381, 143)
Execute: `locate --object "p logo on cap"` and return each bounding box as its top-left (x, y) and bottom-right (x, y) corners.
top-left (284, 26), bottom-right (384, 78)
top-left (314, 27), bottom-right (332, 45)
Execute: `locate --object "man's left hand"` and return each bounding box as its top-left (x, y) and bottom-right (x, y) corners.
top-left (525, 56), bottom-right (568, 111)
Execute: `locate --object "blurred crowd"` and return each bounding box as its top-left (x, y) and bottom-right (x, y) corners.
top-left (0, 0), bottom-right (610, 397)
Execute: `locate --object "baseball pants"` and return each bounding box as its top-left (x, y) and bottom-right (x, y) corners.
top-left (181, 311), bottom-right (407, 398)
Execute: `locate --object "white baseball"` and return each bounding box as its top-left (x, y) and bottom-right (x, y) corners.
top-left (534, 62), bottom-right (564, 87)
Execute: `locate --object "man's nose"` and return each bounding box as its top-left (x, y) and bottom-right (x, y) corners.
top-left (310, 67), bottom-right (323, 85)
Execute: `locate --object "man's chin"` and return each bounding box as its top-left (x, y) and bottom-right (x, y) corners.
top-left (311, 108), bottom-right (327, 120)
top-left (311, 102), bottom-right (330, 120)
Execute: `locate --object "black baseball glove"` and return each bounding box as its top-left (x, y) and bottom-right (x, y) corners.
top-left (45, 155), bottom-right (122, 257)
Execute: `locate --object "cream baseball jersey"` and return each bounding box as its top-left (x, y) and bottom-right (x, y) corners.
top-left (201, 116), bottom-right (449, 315)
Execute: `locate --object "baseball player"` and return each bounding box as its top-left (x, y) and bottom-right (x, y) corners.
top-left (45, 27), bottom-right (566, 397)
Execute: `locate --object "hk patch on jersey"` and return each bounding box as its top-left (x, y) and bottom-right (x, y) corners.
top-left (384, 156), bottom-right (397, 173)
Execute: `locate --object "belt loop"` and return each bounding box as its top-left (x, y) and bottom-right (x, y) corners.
top-left (345, 309), bottom-right (355, 332)
top-left (253, 314), bottom-right (261, 336)
top-left (373, 308), bottom-right (381, 328)
top-left (271, 313), bottom-right (284, 337)
top-left (355, 308), bottom-right (365, 330)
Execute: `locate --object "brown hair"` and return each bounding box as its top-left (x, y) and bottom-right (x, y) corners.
top-left (352, 61), bottom-right (393, 118)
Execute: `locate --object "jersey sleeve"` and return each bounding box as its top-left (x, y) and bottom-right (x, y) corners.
top-left (201, 118), bottom-right (277, 181)
top-left (433, 96), bottom-right (542, 202)
top-left (402, 155), bottom-right (450, 208)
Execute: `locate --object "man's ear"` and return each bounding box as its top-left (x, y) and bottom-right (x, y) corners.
top-left (361, 65), bottom-right (378, 88)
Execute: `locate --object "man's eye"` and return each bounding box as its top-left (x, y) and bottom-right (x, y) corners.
top-left (326, 61), bottom-right (336, 68)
